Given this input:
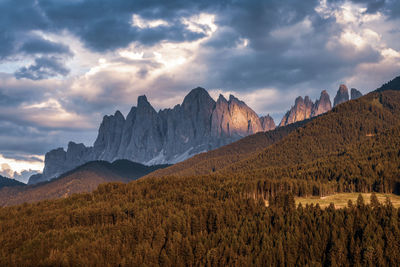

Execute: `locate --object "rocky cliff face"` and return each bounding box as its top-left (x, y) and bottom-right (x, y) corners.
top-left (36, 87), bottom-right (276, 183)
top-left (312, 90), bottom-right (332, 117)
top-left (260, 115), bottom-right (276, 131)
top-left (351, 88), bottom-right (362, 100)
top-left (211, 94), bottom-right (264, 139)
top-left (279, 96), bottom-right (313, 126)
top-left (333, 84), bottom-right (349, 107)
top-left (280, 90), bottom-right (333, 127)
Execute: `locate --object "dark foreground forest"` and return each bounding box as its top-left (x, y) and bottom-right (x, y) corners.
top-left (0, 178), bottom-right (399, 266)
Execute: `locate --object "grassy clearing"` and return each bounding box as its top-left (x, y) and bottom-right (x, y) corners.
top-left (295, 193), bottom-right (400, 209)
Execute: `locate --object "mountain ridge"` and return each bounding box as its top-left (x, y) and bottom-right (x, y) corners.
top-left (36, 83), bottom-right (363, 184)
top-left (34, 87), bottom-right (276, 184)
top-left (2, 159), bottom-right (169, 206)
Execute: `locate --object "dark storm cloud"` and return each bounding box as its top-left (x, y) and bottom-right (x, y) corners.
top-left (20, 36), bottom-right (72, 55)
top-left (328, 0), bottom-right (400, 17)
top-left (0, 0), bottom-right (397, 59)
top-left (0, 0), bottom-right (49, 59)
top-left (0, 118), bottom-right (96, 156)
top-left (0, 121), bottom-right (57, 155)
top-left (0, 0), bottom-right (215, 58)
top-left (38, 0), bottom-right (216, 52)
top-left (14, 56), bottom-right (70, 80)
top-left (0, 0), bottom-right (337, 57)
top-left (215, 0), bottom-right (320, 50)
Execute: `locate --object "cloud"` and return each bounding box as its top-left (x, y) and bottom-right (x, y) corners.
top-left (329, 0), bottom-right (400, 18)
top-left (38, 0), bottom-right (214, 52)
top-left (0, 154), bottom-right (43, 183)
top-left (0, 0), bottom-right (49, 59)
top-left (19, 36), bottom-right (72, 56)
top-left (0, 160), bottom-right (40, 184)
top-left (14, 56), bottom-right (70, 80)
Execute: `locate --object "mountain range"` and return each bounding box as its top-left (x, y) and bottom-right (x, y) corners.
top-left (279, 85), bottom-right (362, 126)
top-left (30, 85), bottom-right (361, 184)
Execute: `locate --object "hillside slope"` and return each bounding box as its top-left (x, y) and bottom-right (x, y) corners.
top-left (0, 175), bottom-right (25, 189)
top-left (146, 120), bottom-right (310, 178)
top-left (220, 90), bottom-right (400, 177)
top-left (0, 160), bottom-right (168, 206)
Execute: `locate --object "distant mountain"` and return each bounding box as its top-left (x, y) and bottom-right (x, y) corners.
top-left (38, 88), bottom-right (275, 183)
top-left (279, 84), bottom-right (363, 127)
top-left (279, 90), bottom-right (332, 127)
top-left (0, 175), bottom-right (25, 189)
top-left (37, 78), bottom-right (382, 183)
top-left (333, 84), bottom-right (349, 106)
top-left (350, 88), bottom-right (362, 100)
top-left (2, 160), bottom-right (168, 206)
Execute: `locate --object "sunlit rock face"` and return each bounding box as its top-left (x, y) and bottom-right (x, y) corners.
top-left (312, 90), bottom-right (332, 117)
top-left (36, 87), bottom-right (276, 183)
top-left (334, 84), bottom-right (350, 107)
top-left (211, 94), bottom-right (264, 139)
top-left (260, 115), bottom-right (276, 132)
top-left (280, 90), bottom-right (333, 127)
top-left (279, 96), bottom-right (314, 126)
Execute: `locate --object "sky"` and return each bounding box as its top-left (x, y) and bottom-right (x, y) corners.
top-left (0, 0), bottom-right (400, 183)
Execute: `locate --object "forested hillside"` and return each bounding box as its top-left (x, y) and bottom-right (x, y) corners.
top-left (147, 120), bottom-right (309, 178)
top-left (0, 176), bottom-right (399, 266)
top-left (218, 91), bottom-right (400, 187)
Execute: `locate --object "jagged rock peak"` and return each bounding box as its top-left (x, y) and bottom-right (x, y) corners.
top-left (188, 87), bottom-right (209, 96)
top-left (333, 84), bottom-right (349, 107)
top-left (229, 94), bottom-right (239, 102)
top-left (260, 115), bottom-right (276, 131)
top-left (211, 92), bottom-right (263, 138)
top-left (137, 95), bottom-right (151, 107)
top-left (182, 87), bottom-right (215, 108)
top-left (321, 90), bottom-right (329, 96)
top-left (217, 94), bottom-right (228, 103)
top-left (295, 96), bottom-right (304, 104)
top-left (40, 86), bottom-right (275, 183)
top-left (312, 90), bottom-right (332, 117)
top-left (280, 95), bottom-right (313, 127)
top-left (114, 110), bottom-right (124, 119)
top-left (351, 88), bottom-right (362, 100)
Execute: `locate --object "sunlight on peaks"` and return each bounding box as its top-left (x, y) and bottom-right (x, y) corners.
top-left (132, 14), bottom-right (169, 28)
